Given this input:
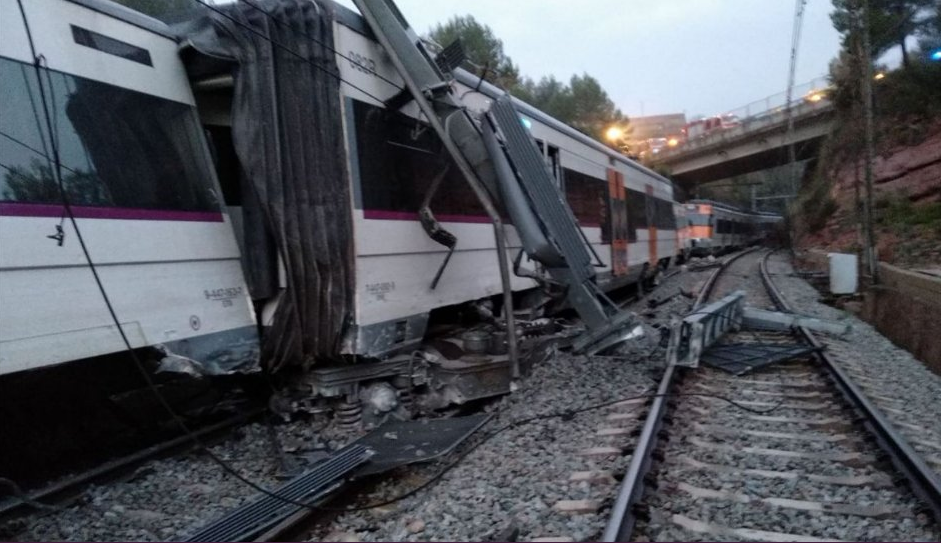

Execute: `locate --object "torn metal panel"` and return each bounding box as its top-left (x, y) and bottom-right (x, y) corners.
top-left (351, 413), bottom-right (491, 477)
top-left (180, 1), bottom-right (353, 372)
top-left (666, 291), bottom-right (746, 368)
top-left (184, 444), bottom-right (372, 542)
top-left (156, 325), bottom-right (260, 376)
top-left (701, 343), bottom-right (819, 376)
top-left (742, 307), bottom-right (851, 336)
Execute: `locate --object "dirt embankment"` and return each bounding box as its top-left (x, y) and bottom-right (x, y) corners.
top-left (798, 121), bottom-right (941, 268)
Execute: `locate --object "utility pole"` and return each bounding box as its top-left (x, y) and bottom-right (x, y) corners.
top-left (860, 0), bottom-right (879, 282)
top-left (784, 0), bottom-right (807, 198)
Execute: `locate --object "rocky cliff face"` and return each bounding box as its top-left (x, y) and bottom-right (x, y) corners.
top-left (798, 121), bottom-right (941, 268)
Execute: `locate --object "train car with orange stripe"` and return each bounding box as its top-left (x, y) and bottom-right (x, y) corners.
top-left (684, 199), bottom-right (781, 256)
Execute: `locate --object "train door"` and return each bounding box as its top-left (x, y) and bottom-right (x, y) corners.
top-left (547, 144), bottom-right (562, 188)
top-left (537, 140), bottom-right (562, 188)
top-left (645, 185), bottom-right (657, 265)
top-left (607, 168), bottom-right (628, 276)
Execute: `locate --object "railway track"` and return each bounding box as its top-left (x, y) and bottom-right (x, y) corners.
top-left (604, 249), bottom-right (941, 542)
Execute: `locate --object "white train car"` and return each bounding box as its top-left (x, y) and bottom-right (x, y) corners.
top-left (0, 0), bottom-right (258, 375)
top-left (183, 0), bottom-right (679, 364)
top-left (684, 199), bottom-right (779, 256)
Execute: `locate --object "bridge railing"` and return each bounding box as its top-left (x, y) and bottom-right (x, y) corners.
top-left (654, 76), bottom-right (832, 159)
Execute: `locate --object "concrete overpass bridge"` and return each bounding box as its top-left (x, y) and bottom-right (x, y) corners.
top-left (649, 78), bottom-right (835, 189)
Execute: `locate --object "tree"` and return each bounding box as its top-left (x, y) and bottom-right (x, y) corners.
top-left (426, 14), bottom-right (629, 147)
top-left (832, 0), bottom-right (935, 68)
top-left (568, 73), bottom-right (628, 141)
top-left (916, 4), bottom-right (941, 54)
top-left (427, 15), bottom-right (521, 90)
top-left (517, 75), bottom-right (574, 121)
top-left (3, 159), bottom-right (109, 206)
top-left (512, 74), bottom-right (629, 143)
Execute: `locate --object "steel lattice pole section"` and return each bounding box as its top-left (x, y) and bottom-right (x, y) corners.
top-left (860, 0), bottom-right (880, 283)
top-left (784, 0), bottom-right (807, 197)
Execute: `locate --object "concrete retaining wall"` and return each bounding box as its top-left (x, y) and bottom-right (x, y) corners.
top-left (793, 250), bottom-right (941, 374)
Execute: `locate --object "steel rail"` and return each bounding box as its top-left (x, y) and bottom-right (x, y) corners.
top-left (759, 250), bottom-right (941, 524)
top-left (602, 248), bottom-right (755, 542)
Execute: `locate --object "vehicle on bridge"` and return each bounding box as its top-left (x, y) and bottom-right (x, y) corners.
top-left (683, 114), bottom-right (740, 140)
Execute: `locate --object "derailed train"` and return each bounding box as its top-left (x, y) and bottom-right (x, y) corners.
top-left (0, 0), bottom-right (779, 411)
top-left (684, 199), bottom-right (783, 257)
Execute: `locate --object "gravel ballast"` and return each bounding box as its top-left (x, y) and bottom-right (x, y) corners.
top-left (767, 252), bottom-right (941, 474)
top-left (639, 250), bottom-right (940, 542)
top-left (313, 267), bottom-right (713, 542)
top-left (6, 419), bottom-right (364, 541)
top-left (6, 263), bottom-right (711, 542)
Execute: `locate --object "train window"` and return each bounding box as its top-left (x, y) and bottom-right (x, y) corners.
top-left (653, 198), bottom-right (675, 229)
top-left (0, 57), bottom-right (219, 212)
top-left (353, 99), bottom-right (487, 218)
top-left (688, 213), bottom-right (710, 226)
top-left (563, 167), bottom-right (607, 230)
top-left (71, 26), bottom-right (153, 67)
top-left (626, 188), bottom-right (646, 240)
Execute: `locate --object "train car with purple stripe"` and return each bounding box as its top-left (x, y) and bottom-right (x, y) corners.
top-left (0, 0), bottom-right (259, 376)
top-left (180, 0), bottom-right (680, 381)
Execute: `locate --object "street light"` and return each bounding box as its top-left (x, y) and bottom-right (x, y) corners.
top-left (930, 48), bottom-right (941, 62)
top-left (605, 126), bottom-right (625, 142)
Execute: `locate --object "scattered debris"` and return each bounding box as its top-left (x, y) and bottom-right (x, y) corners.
top-left (350, 414), bottom-right (491, 477)
top-left (701, 343), bottom-right (820, 375)
top-left (184, 445), bottom-right (373, 542)
top-left (742, 307), bottom-right (851, 335)
top-left (647, 291), bottom-right (682, 309)
top-left (666, 291), bottom-right (746, 368)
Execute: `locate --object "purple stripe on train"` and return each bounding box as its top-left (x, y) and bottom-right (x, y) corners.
top-left (0, 202), bottom-right (225, 222)
top-left (362, 208), bottom-right (601, 228)
top-left (363, 209), bottom-right (493, 223)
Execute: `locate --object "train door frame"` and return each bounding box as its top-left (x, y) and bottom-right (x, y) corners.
top-left (645, 185), bottom-right (657, 265)
top-left (607, 168), bottom-right (628, 276)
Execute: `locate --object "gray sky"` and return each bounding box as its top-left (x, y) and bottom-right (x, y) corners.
top-left (336, 0), bottom-right (845, 119)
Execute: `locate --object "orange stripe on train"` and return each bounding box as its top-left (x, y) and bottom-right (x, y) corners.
top-left (690, 225), bottom-right (713, 238)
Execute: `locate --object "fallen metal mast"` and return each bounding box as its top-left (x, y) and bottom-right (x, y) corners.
top-left (352, 0), bottom-right (639, 354)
